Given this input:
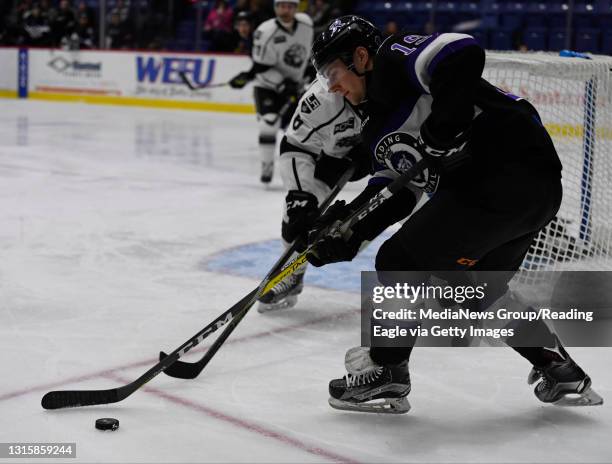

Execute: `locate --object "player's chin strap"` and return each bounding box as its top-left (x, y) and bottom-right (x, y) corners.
top-left (347, 63), bottom-right (369, 77)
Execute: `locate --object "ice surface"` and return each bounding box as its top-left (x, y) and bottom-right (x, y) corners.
top-left (0, 100), bottom-right (610, 463)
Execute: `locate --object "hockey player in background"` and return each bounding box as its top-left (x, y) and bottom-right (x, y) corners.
top-left (229, 0), bottom-right (314, 185)
top-left (257, 77), bottom-right (370, 312)
top-left (306, 17), bottom-right (603, 413)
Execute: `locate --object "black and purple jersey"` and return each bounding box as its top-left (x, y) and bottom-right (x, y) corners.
top-left (362, 32), bottom-right (561, 193)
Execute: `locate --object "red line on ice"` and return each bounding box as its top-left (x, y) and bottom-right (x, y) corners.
top-left (0, 308), bottom-right (358, 402)
top-left (105, 371), bottom-right (361, 464)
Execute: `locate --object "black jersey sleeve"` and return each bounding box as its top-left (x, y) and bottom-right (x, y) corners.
top-left (426, 40), bottom-right (485, 141)
top-left (372, 32), bottom-right (485, 140)
top-left (347, 184), bottom-right (420, 242)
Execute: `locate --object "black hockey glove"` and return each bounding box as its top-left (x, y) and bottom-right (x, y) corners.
top-left (306, 200), bottom-right (362, 267)
top-left (278, 78), bottom-right (299, 104)
top-left (283, 190), bottom-right (319, 252)
top-left (418, 119), bottom-right (471, 173)
top-left (229, 71), bottom-right (253, 89)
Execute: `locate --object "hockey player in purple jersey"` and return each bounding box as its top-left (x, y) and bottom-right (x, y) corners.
top-left (305, 16), bottom-right (603, 413)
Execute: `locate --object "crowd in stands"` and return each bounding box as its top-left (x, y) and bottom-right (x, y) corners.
top-left (200, 0), bottom-right (355, 52)
top-left (2, 0), bottom-right (114, 48)
top-left (0, 0), bottom-right (355, 52)
top-left (0, 0), bottom-right (169, 49)
top-left (1, 0), bottom-right (610, 54)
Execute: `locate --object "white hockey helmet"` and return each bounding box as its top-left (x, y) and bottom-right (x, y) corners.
top-left (275, 0), bottom-right (299, 5)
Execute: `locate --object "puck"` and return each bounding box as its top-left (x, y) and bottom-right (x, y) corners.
top-left (95, 418), bottom-right (119, 431)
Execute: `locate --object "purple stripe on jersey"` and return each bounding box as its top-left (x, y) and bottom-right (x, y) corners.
top-left (502, 90), bottom-right (523, 101)
top-left (494, 85), bottom-right (524, 102)
top-left (426, 36), bottom-right (479, 77)
top-left (368, 176), bottom-right (393, 187)
top-left (404, 34), bottom-right (439, 93)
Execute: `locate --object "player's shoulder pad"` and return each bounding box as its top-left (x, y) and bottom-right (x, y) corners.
top-left (295, 78), bottom-right (344, 125)
top-left (376, 32), bottom-right (480, 92)
top-left (253, 17), bottom-right (279, 43)
top-left (421, 32), bottom-right (481, 61)
top-left (295, 12), bottom-right (313, 27)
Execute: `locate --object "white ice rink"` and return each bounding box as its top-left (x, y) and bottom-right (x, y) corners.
top-left (0, 100), bottom-right (610, 463)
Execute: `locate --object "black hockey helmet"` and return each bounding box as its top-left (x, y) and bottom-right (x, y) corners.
top-left (311, 16), bottom-right (382, 73)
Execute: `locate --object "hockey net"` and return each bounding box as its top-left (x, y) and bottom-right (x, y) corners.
top-left (483, 52), bottom-right (612, 272)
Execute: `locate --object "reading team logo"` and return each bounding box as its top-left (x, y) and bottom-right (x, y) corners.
top-left (375, 131), bottom-right (439, 193)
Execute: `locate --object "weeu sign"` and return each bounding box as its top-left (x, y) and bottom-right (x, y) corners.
top-left (20, 48), bottom-right (254, 112)
top-left (136, 56), bottom-right (215, 86)
top-left (131, 52), bottom-right (251, 106)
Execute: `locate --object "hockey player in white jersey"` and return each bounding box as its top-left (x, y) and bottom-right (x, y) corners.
top-left (257, 77), bottom-right (370, 312)
top-left (229, 0), bottom-right (314, 185)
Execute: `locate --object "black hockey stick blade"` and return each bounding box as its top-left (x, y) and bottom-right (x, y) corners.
top-left (159, 287), bottom-right (258, 379)
top-left (42, 387), bottom-right (121, 410)
top-left (157, 313), bottom-right (247, 379)
top-left (42, 345), bottom-right (179, 409)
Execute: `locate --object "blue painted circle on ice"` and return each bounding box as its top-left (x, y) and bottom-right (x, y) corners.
top-left (204, 233), bottom-right (392, 292)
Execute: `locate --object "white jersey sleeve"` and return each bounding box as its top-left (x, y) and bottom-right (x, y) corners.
top-left (283, 79), bottom-right (363, 160)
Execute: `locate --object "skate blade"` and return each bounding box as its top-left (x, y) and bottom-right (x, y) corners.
top-left (328, 396), bottom-right (411, 414)
top-left (554, 387), bottom-right (604, 407)
top-left (257, 295), bottom-right (298, 313)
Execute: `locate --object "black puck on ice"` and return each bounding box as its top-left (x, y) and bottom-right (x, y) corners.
top-left (95, 418), bottom-right (119, 431)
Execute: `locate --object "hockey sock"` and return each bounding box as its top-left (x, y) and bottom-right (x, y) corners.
top-left (259, 134), bottom-right (276, 164)
top-left (509, 318), bottom-right (561, 366)
top-left (370, 347), bottom-right (414, 366)
top-left (513, 346), bottom-right (565, 367)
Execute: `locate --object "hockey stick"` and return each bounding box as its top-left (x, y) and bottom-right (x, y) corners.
top-left (271, 95), bottom-right (297, 125)
top-left (40, 166), bottom-right (353, 408)
top-left (41, 286), bottom-right (258, 409)
top-left (40, 159), bottom-right (427, 409)
top-left (179, 68), bottom-right (298, 125)
top-left (159, 163), bottom-right (358, 379)
top-left (179, 70), bottom-right (295, 125)
top-left (179, 71), bottom-right (229, 90)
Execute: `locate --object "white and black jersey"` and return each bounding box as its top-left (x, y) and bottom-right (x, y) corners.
top-left (283, 78), bottom-right (363, 161)
top-left (279, 78), bottom-right (366, 211)
top-left (252, 13), bottom-right (313, 90)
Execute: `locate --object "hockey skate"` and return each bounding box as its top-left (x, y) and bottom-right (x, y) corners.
top-left (328, 347), bottom-right (411, 414)
top-left (528, 336), bottom-right (603, 406)
top-left (260, 161), bottom-right (274, 184)
top-left (257, 272), bottom-right (304, 313)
